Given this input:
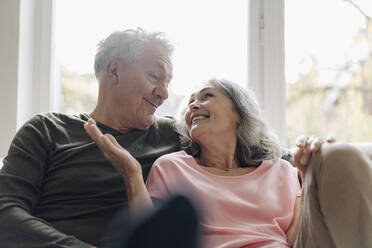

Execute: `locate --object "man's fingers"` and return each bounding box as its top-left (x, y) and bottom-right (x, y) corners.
top-left (85, 120), bottom-right (119, 150)
top-left (84, 119), bottom-right (133, 163)
top-left (84, 120), bottom-right (102, 139)
top-left (87, 118), bottom-right (96, 125)
top-left (106, 133), bottom-right (122, 148)
top-left (84, 121), bottom-right (116, 156)
top-left (88, 124), bottom-right (105, 145)
top-left (103, 134), bottom-right (124, 156)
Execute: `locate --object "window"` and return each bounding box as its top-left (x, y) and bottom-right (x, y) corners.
top-left (55, 0), bottom-right (248, 116)
top-left (285, 0), bottom-right (372, 146)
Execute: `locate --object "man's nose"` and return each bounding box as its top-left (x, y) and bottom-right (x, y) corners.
top-left (153, 84), bottom-right (168, 100)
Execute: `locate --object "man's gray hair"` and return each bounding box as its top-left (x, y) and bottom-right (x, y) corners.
top-left (94, 28), bottom-right (174, 80)
top-left (178, 78), bottom-right (282, 167)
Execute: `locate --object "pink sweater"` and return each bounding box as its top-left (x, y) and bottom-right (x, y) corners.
top-left (146, 151), bottom-right (301, 248)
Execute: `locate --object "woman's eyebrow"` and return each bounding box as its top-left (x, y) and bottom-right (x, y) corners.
top-left (198, 87), bottom-right (214, 94)
top-left (188, 87), bottom-right (215, 101)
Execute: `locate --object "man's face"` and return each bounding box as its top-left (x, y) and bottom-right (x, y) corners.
top-left (113, 45), bottom-right (173, 132)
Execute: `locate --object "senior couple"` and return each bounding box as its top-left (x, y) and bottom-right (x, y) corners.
top-left (0, 28), bottom-right (371, 248)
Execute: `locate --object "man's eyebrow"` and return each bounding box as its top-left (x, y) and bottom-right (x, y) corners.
top-left (156, 62), bottom-right (171, 75)
top-left (155, 62), bottom-right (173, 81)
top-left (156, 63), bottom-right (165, 72)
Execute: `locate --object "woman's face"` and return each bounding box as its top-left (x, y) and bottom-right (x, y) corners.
top-left (184, 83), bottom-right (240, 143)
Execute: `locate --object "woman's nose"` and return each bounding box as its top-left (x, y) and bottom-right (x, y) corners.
top-left (189, 101), bottom-right (200, 110)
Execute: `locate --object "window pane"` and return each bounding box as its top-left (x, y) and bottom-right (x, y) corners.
top-left (285, 0), bottom-right (372, 146)
top-left (55, 0), bottom-right (247, 116)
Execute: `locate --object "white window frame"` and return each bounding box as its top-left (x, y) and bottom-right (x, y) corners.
top-left (248, 0), bottom-right (286, 146)
top-left (0, 0), bottom-right (56, 157)
top-left (0, 0), bottom-right (286, 156)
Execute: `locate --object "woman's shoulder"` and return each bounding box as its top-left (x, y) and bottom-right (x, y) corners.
top-left (154, 151), bottom-right (190, 166)
top-left (157, 150), bottom-right (187, 159)
top-left (262, 158), bottom-right (297, 174)
top-left (151, 151), bottom-right (197, 177)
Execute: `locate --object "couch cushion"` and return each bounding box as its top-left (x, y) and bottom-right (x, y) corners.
top-left (283, 142), bottom-right (372, 165)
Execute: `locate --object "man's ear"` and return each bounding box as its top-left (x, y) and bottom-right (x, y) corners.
top-left (106, 59), bottom-right (119, 84)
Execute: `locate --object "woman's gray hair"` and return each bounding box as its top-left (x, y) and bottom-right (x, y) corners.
top-left (177, 78), bottom-right (282, 167)
top-left (94, 28), bottom-right (174, 81)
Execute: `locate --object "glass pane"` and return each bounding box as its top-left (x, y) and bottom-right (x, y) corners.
top-left (55, 0), bottom-right (247, 116)
top-left (285, 0), bottom-right (372, 147)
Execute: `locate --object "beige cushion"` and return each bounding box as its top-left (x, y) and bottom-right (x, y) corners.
top-left (283, 142), bottom-right (372, 165)
top-left (351, 143), bottom-right (372, 162)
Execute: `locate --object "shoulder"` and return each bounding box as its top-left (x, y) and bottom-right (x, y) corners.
top-left (152, 115), bottom-right (177, 130)
top-left (150, 116), bottom-right (180, 144)
top-left (27, 112), bottom-right (88, 127)
top-left (43, 112), bottom-right (89, 124)
top-left (16, 112), bottom-right (89, 143)
top-left (152, 151), bottom-right (195, 173)
top-left (259, 159), bottom-right (300, 194)
top-left (149, 151), bottom-right (196, 183)
top-left (154, 151), bottom-right (189, 165)
top-left (263, 159), bottom-right (298, 176)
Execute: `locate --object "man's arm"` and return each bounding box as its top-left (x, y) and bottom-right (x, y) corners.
top-left (0, 115), bottom-right (92, 248)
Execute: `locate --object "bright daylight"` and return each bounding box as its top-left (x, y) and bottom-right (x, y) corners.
top-left (55, 0), bottom-right (372, 146)
top-left (1, 0), bottom-right (372, 247)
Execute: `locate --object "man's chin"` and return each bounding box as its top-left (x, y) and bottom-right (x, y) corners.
top-left (136, 116), bottom-right (154, 130)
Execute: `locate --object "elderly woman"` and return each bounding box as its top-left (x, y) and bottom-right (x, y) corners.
top-left (85, 79), bottom-right (372, 248)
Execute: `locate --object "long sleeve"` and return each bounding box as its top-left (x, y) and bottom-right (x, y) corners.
top-left (0, 115), bottom-right (92, 248)
top-left (0, 114), bottom-right (181, 247)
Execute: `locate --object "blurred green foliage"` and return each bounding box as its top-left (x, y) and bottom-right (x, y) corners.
top-left (286, 1), bottom-right (372, 146)
top-left (60, 66), bottom-right (98, 114)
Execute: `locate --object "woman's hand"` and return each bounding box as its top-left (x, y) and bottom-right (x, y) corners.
top-left (293, 135), bottom-right (335, 175)
top-left (84, 119), bottom-right (142, 181)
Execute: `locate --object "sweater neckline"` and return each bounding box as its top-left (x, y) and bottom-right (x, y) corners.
top-left (181, 151), bottom-right (267, 179)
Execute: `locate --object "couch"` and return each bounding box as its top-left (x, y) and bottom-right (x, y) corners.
top-left (350, 143), bottom-right (372, 161)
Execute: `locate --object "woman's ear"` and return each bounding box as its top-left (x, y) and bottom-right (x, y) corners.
top-left (234, 109), bottom-right (241, 126)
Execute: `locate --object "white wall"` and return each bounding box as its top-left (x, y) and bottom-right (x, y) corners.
top-left (0, 0), bottom-right (55, 157)
top-left (0, 0), bottom-right (20, 157)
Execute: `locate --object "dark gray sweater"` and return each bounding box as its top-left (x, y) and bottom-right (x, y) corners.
top-left (0, 113), bottom-right (180, 247)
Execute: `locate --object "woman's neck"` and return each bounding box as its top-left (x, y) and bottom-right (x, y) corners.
top-left (198, 137), bottom-right (238, 169)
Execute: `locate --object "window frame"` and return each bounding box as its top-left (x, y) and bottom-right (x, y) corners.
top-left (248, 0), bottom-right (286, 146)
top-left (0, 0), bottom-right (56, 157)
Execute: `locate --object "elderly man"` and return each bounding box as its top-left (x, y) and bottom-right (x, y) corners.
top-left (2, 28), bottom-right (371, 248)
top-left (0, 29), bottom-right (180, 247)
